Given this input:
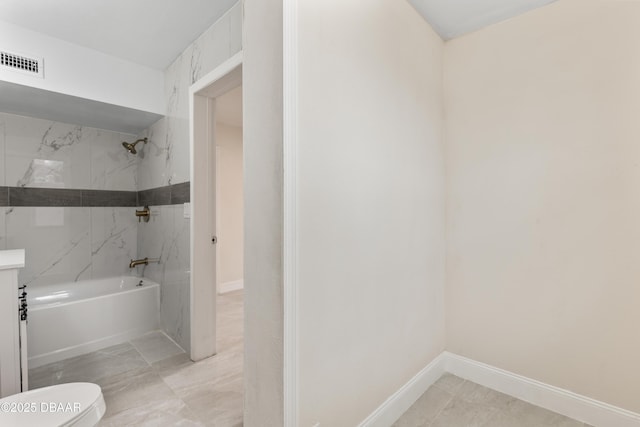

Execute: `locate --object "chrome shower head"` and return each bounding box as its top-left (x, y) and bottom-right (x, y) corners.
top-left (122, 138), bottom-right (147, 155)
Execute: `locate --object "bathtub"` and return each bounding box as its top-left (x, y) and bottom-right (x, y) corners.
top-left (27, 276), bottom-right (160, 369)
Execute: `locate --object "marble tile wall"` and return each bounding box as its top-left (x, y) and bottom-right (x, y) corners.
top-left (136, 205), bottom-right (190, 352)
top-left (136, 1), bottom-right (242, 351)
top-left (137, 1), bottom-right (242, 191)
top-left (0, 112), bottom-right (139, 288)
top-left (0, 1), bottom-right (242, 351)
top-left (0, 121), bottom-right (5, 250)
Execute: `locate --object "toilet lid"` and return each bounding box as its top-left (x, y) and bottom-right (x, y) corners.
top-left (0, 383), bottom-right (105, 427)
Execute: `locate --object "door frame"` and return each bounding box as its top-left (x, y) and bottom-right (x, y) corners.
top-left (189, 3), bottom-right (299, 417)
top-left (189, 52), bottom-right (243, 361)
top-left (214, 144), bottom-right (221, 295)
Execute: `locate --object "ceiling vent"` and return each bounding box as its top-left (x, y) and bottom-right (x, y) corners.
top-left (0, 50), bottom-right (44, 78)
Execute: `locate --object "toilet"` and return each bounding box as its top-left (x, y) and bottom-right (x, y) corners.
top-left (0, 383), bottom-right (105, 426)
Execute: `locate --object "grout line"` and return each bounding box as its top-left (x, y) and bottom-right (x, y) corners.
top-left (480, 405), bottom-right (508, 427)
top-left (127, 341), bottom-right (152, 368)
top-left (426, 391), bottom-right (456, 427)
top-left (156, 329), bottom-right (187, 354)
top-left (431, 376), bottom-right (467, 396)
top-left (128, 330), bottom-right (186, 366)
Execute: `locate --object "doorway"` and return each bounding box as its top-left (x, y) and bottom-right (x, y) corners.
top-left (215, 86), bottom-right (244, 297)
top-left (189, 54), bottom-right (242, 361)
top-left (189, 53), bottom-right (244, 423)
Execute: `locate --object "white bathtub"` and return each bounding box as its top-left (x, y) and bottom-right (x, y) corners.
top-left (27, 276), bottom-right (160, 368)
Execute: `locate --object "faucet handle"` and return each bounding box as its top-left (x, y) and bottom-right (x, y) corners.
top-left (135, 206), bottom-right (151, 223)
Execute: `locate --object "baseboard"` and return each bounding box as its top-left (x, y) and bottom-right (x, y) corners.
top-left (444, 352), bottom-right (640, 427)
top-left (358, 353), bottom-right (447, 427)
top-left (359, 352), bottom-right (640, 427)
top-left (218, 280), bottom-right (244, 294)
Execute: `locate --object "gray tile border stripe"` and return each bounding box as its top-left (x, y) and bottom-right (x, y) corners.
top-left (170, 182), bottom-right (190, 205)
top-left (82, 190), bottom-right (138, 207)
top-left (0, 183), bottom-right (190, 207)
top-left (0, 187), bottom-right (8, 206)
top-left (9, 187), bottom-right (83, 207)
top-left (138, 186), bottom-right (171, 206)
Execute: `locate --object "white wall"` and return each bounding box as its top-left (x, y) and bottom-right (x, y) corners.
top-left (0, 20), bottom-right (164, 115)
top-left (297, 0), bottom-right (446, 425)
top-left (243, 0), bottom-right (284, 424)
top-left (216, 123), bottom-right (244, 287)
top-left (445, 0), bottom-right (640, 414)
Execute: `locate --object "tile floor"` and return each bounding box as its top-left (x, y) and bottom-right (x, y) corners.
top-left (394, 373), bottom-right (592, 427)
top-left (29, 290), bottom-right (244, 427)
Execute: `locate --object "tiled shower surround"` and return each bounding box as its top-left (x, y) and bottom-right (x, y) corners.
top-left (0, 110), bottom-right (194, 352)
top-left (135, 1), bottom-right (242, 351)
top-left (0, 1), bottom-right (243, 353)
top-left (0, 112), bottom-right (139, 287)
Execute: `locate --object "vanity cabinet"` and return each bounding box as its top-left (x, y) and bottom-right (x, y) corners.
top-left (0, 249), bottom-right (25, 398)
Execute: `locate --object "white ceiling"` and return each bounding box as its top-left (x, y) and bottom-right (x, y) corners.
top-left (408, 0), bottom-right (557, 40)
top-left (0, 0), bottom-right (238, 70)
top-left (216, 85), bottom-right (242, 128)
top-left (0, 0), bottom-right (558, 71)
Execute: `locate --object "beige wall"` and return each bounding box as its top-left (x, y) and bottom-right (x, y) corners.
top-left (298, 0), bottom-right (446, 425)
top-left (444, 0), bottom-right (640, 413)
top-left (216, 122), bottom-right (244, 286)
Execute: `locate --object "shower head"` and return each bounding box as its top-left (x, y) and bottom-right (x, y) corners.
top-left (122, 138), bottom-right (148, 155)
top-left (122, 141), bottom-right (136, 154)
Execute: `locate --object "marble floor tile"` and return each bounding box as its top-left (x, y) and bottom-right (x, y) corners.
top-left (96, 366), bottom-right (177, 419)
top-left (432, 372), bottom-right (466, 395)
top-left (429, 397), bottom-right (499, 427)
top-left (100, 397), bottom-right (203, 427)
top-left (162, 350), bottom-right (243, 402)
top-left (30, 291), bottom-right (245, 427)
top-left (180, 385), bottom-right (243, 427)
top-left (486, 398), bottom-right (585, 427)
top-left (152, 352), bottom-right (195, 379)
top-left (217, 290), bottom-right (244, 353)
top-left (29, 343), bottom-right (148, 389)
top-left (395, 375), bottom-right (588, 427)
top-left (393, 386), bottom-right (454, 427)
top-left (131, 330), bottom-right (185, 364)
top-left (455, 380), bottom-right (517, 410)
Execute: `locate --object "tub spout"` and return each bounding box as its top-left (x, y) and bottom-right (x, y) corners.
top-left (129, 257), bottom-right (160, 268)
top-left (129, 258), bottom-right (149, 268)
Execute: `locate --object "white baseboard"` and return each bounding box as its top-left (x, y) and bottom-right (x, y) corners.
top-left (358, 353), bottom-right (447, 427)
top-left (359, 351), bottom-right (640, 427)
top-left (444, 352), bottom-right (640, 427)
top-left (218, 279), bottom-right (244, 294)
